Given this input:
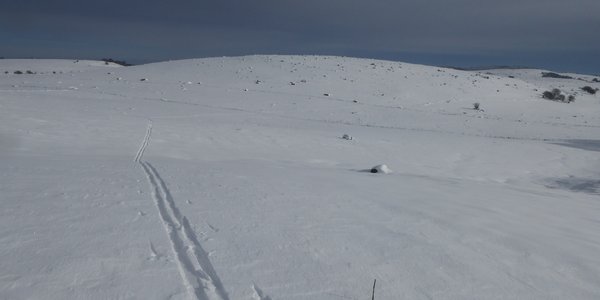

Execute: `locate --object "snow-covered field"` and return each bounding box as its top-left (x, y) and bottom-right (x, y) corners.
top-left (1, 56), bottom-right (599, 299)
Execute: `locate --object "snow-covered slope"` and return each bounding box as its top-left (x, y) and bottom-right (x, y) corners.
top-left (1, 56), bottom-right (599, 299)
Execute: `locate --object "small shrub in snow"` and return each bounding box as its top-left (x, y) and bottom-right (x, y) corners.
top-left (593, 78), bottom-right (599, 83)
top-left (551, 88), bottom-right (562, 97)
top-left (542, 88), bottom-right (574, 103)
top-left (14, 70), bottom-right (23, 74)
top-left (542, 91), bottom-right (554, 99)
top-left (543, 88), bottom-right (562, 100)
top-left (370, 164), bottom-right (392, 174)
top-left (581, 86), bottom-right (598, 95)
top-left (473, 102), bottom-right (480, 110)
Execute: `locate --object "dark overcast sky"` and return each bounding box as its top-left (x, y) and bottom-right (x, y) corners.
top-left (1, 0), bottom-right (599, 74)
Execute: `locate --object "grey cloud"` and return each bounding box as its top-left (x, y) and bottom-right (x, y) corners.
top-left (1, 0), bottom-right (599, 73)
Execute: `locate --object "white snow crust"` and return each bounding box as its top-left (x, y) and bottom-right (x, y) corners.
top-left (1, 56), bottom-right (600, 299)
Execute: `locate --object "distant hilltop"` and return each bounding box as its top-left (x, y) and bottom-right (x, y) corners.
top-left (444, 65), bottom-right (534, 71)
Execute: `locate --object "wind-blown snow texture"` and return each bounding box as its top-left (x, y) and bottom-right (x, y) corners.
top-left (1, 56), bottom-right (599, 299)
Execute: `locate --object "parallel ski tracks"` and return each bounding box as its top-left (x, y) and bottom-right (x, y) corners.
top-left (134, 120), bottom-right (152, 163)
top-left (135, 123), bottom-right (229, 300)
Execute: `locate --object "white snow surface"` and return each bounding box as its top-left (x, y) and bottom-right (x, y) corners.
top-left (1, 56), bottom-right (600, 299)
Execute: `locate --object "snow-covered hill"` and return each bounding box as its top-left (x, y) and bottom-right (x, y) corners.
top-left (1, 56), bottom-right (599, 299)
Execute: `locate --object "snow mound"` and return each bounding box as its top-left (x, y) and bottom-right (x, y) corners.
top-left (370, 164), bottom-right (392, 174)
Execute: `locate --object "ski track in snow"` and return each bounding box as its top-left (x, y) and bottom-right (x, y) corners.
top-left (140, 162), bottom-right (229, 300)
top-left (251, 284), bottom-right (272, 300)
top-left (134, 120), bottom-right (153, 163)
top-left (135, 124), bottom-right (229, 300)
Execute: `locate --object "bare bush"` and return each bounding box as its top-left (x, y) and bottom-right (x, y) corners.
top-left (542, 88), bottom-right (575, 103)
top-left (581, 86), bottom-right (599, 95)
